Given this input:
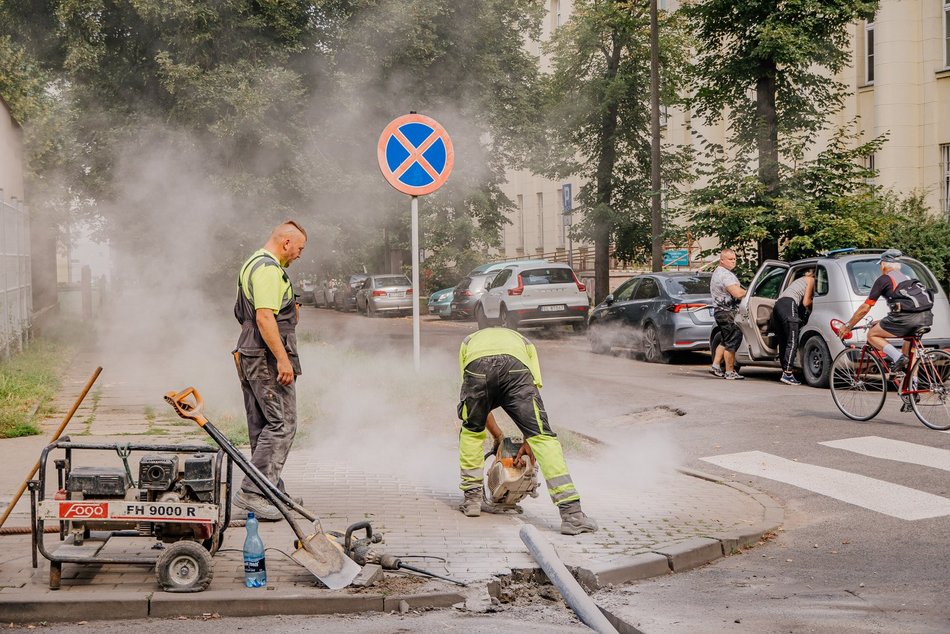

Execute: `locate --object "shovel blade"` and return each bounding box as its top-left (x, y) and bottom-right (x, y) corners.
top-left (292, 533), bottom-right (361, 590)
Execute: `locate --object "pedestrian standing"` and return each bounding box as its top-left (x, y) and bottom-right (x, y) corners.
top-left (772, 269), bottom-right (815, 385)
top-left (709, 249), bottom-right (747, 380)
top-left (457, 327), bottom-right (597, 535)
top-left (233, 221), bottom-right (307, 521)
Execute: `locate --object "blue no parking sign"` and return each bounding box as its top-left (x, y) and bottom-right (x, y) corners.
top-left (377, 114), bottom-right (454, 196)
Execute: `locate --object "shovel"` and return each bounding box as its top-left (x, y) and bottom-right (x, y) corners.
top-left (164, 386), bottom-right (360, 589)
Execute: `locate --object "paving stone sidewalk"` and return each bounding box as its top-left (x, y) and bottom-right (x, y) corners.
top-left (0, 348), bottom-right (781, 622)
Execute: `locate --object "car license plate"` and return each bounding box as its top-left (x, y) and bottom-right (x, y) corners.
top-left (540, 304), bottom-right (566, 312)
top-left (391, 291), bottom-right (405, 297)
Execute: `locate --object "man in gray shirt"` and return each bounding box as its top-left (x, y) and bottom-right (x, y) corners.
top-left (709, 249), bottom-right (747, 380)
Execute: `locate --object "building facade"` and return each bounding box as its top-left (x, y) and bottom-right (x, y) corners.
top-left (498, 0), bottom-right (950, 267)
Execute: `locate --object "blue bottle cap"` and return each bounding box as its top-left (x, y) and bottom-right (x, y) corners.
top-left (247, 511), bottom-right (255, 519)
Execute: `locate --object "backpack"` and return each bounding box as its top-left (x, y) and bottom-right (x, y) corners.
top-left (889, 277), bottom-right (935, 313)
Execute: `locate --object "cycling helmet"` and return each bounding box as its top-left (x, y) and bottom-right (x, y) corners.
top-left (878, 249), bottom-right (902, 263)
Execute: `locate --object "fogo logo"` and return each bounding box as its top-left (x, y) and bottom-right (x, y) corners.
top-left (59, 502), bottom-right (108, 519)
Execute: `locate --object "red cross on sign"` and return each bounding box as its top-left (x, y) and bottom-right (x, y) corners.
top-left (377, 114), bottom-right (454, 196)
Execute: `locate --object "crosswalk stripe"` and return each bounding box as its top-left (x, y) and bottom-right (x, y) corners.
top-left (701, 450), bottom-right (950, 520)
top-left (819, 436), bottom-right (950, 472)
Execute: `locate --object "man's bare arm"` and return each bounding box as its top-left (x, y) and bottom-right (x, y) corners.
top-left (726, 283), bottom-right (746, 299)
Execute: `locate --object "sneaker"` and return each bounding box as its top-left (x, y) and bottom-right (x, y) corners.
top-left (891, 355), bottom-right (909, 374)
top-left (900, 400), bottom-right (913, 413)
top-left (234, 491), bottom-right (283, 522)
top-left (723, 371), bottom-right (745, 380)
top-left (459, 489), bottom-right (482, 517)
top-left (559, 502), bottom-right (598, 535)
top-left (780, 372), bottom-right (801, 386)
top-left (709, 365), bottom-right (725, 378)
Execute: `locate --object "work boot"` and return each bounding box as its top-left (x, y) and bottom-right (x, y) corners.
top-left (558, 501), bottom-right (598, 535)
top-left (459, 488), bottom-right (482, 517)
top-left (234, 491), bottom-right (283, 522)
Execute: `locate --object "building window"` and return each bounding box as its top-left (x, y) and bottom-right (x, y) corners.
top-left (536, 192), bottom-right (544, 253)
top-left (864, 153), bottom-right (875, 186)
top-left (865, 20), bottom-right (875, 84)
top-left (550, 0), bottom-right (561, 30)
top-left (517, 194), bottom-right (525, 251)
top-left (942, 144), bottom-right (950, 220)
top-left (944, 2), bottom-right (950, 68)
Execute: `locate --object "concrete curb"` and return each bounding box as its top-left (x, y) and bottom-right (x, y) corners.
top-left (0, 588), bottom-right (466, 623)
top-left (574, 468), bottom-right (784, 591)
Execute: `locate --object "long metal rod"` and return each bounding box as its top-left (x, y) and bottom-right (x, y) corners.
top-left (0, 366), bottom-right (102, 529)
top-left (411, 195), bottom-right (421, 371)
top-left (649, 0), bottom-right (663, 273)
top-left (520, 524), bottom-right (618, 634)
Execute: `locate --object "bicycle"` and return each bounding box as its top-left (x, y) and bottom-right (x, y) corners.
top-left (828, 319), bottom-right (950, 430)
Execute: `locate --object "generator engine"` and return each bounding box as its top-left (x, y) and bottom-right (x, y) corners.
top-left (62, 451), bottom-right (219, 542)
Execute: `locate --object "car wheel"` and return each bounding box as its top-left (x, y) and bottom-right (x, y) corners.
top-left (801, 336), bottom-right (831, 388)
top-left (589, 325), bottom-right (611, 354)
top-left (500, 305), bottom-right (518, 330)
top-left (572, 321), bottom-right (588, 333)
top-left (475, 304), bottom-right (490, 330)
top-left (642, 323), bottom-right (670, 363)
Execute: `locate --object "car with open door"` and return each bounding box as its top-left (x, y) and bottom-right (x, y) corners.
top-left (713, 249), bottom-right (950, 387)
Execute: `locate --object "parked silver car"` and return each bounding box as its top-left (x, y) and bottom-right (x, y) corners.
top-left (476, 263), bottom-right (589, 330)
top-left (716, 249), bottom-right (950, 387)
top-left (356, 274), bottom-right (413, 317)
top-left (588, 272), bottom-right (714, 362)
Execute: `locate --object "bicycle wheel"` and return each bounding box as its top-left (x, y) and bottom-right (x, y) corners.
top-left (830, 347), bottom-right (888, 421)
top-left (909, 349), bottom-right (950, 431)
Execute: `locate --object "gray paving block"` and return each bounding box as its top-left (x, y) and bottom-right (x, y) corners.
top-left (383, 591), bottom-right (466, 612)
top-left (575, 552), bottom-right (671, 591)
top-left (653, 537), bottom-right (723, 572)
top-left (0, 591), bottom-right (149, 622)
top-left (148, 590), bottom-right (385, 617)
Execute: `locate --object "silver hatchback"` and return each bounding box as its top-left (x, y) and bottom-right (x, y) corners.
top-left (476, 263), bottom-right (589, 330)
top-left (716, 250), bottom-right (950, 387)
top-left (356, 274), bottom-right (413, 317)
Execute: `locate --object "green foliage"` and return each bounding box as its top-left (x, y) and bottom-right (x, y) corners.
top-left (0, 340), bottom-right (69, 439)
top-left (683, 0), bottom-right (878, 150)
top-left (538, 0), bottom-right (693, 267)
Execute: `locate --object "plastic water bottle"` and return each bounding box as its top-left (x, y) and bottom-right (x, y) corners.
top-left (243, 512), bottom-right (267, 588)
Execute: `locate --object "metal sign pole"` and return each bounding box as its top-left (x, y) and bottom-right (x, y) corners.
top-left (411, 195), bottom-right (421, 371)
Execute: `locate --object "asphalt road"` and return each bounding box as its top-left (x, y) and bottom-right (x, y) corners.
top-left (313, 308), bottom-right (950, 633)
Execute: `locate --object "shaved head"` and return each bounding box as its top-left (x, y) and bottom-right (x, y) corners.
top-left (265, 220), bottom-right (307, 266)
top-left (271, 220), bottom-right (307, 241)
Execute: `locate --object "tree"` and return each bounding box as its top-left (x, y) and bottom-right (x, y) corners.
top-left (683, 0), bottom-right (879, 262)
top-left (538, 0), bottom-right (691, 302)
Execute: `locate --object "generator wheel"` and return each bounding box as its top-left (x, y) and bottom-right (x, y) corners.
top-left (156, 541), bottom-right (213, 593)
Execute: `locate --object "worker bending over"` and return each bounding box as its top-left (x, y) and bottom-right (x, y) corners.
top-left (457, 327), bottom-right (597, 535)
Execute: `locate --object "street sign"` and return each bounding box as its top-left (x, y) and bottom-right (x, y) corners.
top-left (377, 114), bottom-right (454, 196)
top-left (562, 183), bottom-right (573, 213)
top-left (663, 249), bottom-right (689, 266)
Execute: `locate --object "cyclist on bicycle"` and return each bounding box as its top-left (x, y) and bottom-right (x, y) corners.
top-left (838, 249), bottom-right (935, 375)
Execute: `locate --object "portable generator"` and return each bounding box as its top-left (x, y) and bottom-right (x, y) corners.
top-left (30, 438), bottom-right (232, 592)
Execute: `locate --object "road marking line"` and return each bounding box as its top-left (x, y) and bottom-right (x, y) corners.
top-left (819, 436), bottom-right (950, 472)
top-left (701, 450), bottom-right (950, 520)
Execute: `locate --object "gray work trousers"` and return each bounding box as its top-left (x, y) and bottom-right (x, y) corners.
top-left (237, 349), bottom-right (297, 496)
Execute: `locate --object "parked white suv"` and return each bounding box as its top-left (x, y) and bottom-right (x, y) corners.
top-left (712, 249), bottom-right (950, 387)
top-left (475, 263), bottom-right (590, 331)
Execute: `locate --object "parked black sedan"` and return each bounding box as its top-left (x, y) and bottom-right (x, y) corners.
top-left (334, 273), bottom-right (369, 312)
top-left (587, 272), bottom-right (714, 362)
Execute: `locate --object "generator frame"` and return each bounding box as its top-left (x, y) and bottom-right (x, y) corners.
top-left (29, 439), bottom-right (233, 592)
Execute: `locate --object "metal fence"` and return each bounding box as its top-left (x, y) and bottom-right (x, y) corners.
top-left (0, 190), bottom-right (32, 359)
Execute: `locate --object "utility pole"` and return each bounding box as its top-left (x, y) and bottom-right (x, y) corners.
top-left (649, 0), bottom-right (663, 272)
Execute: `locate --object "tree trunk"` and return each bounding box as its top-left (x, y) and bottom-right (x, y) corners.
top-left (593, 40), bottom-right (623, 304)
top-left (755, 69), bottom-right (780, 263)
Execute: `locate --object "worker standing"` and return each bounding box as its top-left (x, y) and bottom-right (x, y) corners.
top-left (232, 221), bottom-right (307, 521)
top-left (457, 327), bottom-right (597, 535)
